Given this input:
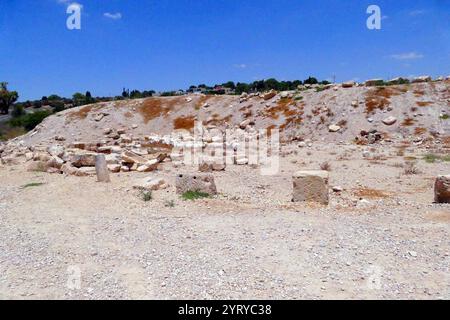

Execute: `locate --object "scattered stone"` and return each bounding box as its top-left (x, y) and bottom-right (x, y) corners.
top-left (27, 161), bottom-right (49, 172)
top-left (70, 153), bottom-right (97, 167)
top-left (328, 125), bottom-right (341, 133)
top-left (133, 177), bottom-right (168, 191)
top-left (382, 116), bottom-right (397, 126)
top-left (342, 81), bottom-right (356, 88)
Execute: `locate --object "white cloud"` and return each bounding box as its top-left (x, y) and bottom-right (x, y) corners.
top-left (390, 52), bottom-right (424, 60)
top-left (409, 10), bottom-right (426, 16)
top-left (104, 12), bottom-right (122, 20)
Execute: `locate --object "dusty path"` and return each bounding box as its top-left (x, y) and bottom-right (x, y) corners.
top-left (0, 143), bottom-right (449, 300)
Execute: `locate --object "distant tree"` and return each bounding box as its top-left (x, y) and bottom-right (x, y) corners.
top-left (84, 91), bottom-right (93, 102)
top-left (72, 92), bottom-right (86, 107)
top-left (130, 90), bottom-right (143, 99)
top-left (33, 100), bottom-right (42, 109)
top-left (304, 77), bottom-right (319, 85)
top-left (47, 94), bottom-right (62, 101)
top-left (49, 100), bottom-right (65, 112)
top-left (122, 88), bottom-right (129, 98)
top-left (0, 82), bottom-right (19, 114)
top-left (320, 80), bottom-right (331, 85)
top-left (222, 81), bottom-right (236, 90)
top-left (235, 82), bottom-right (250, 95)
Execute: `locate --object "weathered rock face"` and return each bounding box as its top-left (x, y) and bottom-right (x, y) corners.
top-left (435, 175), bottom-right (450, 203)
top-left (175, 173), bottom-right (217, 195)
top-left (292, 170), bottom-right (329, 205)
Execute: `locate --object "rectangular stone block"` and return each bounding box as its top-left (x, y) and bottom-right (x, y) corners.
top-left (292, 170), bottom-right (329, 205)
top-left (176, 173), bottom-right (217, 195)
top-left (435, 175), bottom-right (450, 203)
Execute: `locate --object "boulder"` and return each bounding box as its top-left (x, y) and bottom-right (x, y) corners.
top-left (382, 116), bottom-right (397, 126)
top-left (47, 145), bottom-right (65, 158)
top-left (27, 161), bottom-right (49, 172)
top-left (435, 175), bottom-right (450, 203)
top-left (137, 159), bottom-right (159, 172)
top-left (107, 164), bottom-right (121, 173)
top-left (133, 177), bottom-right (168, 191)
top-left (121, 151), bottom-right (147, 165)
top-left (292, 170), bottom-right (329, 205)
top-left (33, 152), bottom-right (52, 162)
top-left (105, 153), bottom-right (121, 165)
top-left (76, 167), bottom-right (97, 177)
top-left (70, 152), bottom-right (97, 167)
top-left (61, 163), bottom-right (78, 176)
top-left (412, 76), bottom-right (432, 83)
top-left (175, 173), bottom-right (217, 195)
top-left (240, 119), bottom-right (252, 129)
top-left (342, 81), bottom-right (356, 88)
top-left (262, 90), bottom-right (277, 100)
top-left (47, 156), bottom-right (64, 169)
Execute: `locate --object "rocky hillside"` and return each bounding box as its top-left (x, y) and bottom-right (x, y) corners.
top-left (9, 80), bottom-right (450, 147)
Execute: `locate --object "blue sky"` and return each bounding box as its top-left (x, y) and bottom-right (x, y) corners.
top-left (0, 0), bottom-right (449, 101)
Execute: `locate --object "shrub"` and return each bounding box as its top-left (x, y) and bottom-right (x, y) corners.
top-left (440, 114), bottom-right (449, 120)
top-left (182, 191), bottom-right (210, 200)
top-left (139, 190), bottom-right (153, 202)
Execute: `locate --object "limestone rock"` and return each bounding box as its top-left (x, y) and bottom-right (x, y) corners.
top-left (27, 161), bottom-right (49, 172)
top-left (133, 177), bottom-right (168, 191)
top-left (70, 152), bottom-right (97, 167)
top-left (175, 173), bottom-right (217, 195)
top-left (435, 175), bottom-right (450, 203)
top-left (292, 170), bottom-right (329, 205)
top-left (382, 116), bottom-right (397, 126)
top-left (328, 125), bottom-right (341, 133)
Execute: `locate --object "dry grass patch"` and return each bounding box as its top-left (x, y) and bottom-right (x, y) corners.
top-left (173, 116), bottom-right (196, 131)
top-left (416, 101), bottom-right (433, 107)
top-left (354, 188), bottom-right (390, 199)
top-left (414, 127), bottom-right (427, 135)
top-left (364, 87), bottom-right (404, 114)
top-left (67, 104), bottom-right (101, 120)
top-left (402, 118), bottom-right (416, 126)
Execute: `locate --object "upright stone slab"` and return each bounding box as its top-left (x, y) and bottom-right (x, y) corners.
top-left (95, 154), bottom-right (110, 183)
top-left (292, 170), bottom-right (329, 205)
top-left (176, 173), bottom-right (217, 195)
top-left (435, 175), bottom-right (450, 203)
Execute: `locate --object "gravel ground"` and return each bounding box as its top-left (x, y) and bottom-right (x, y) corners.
top-left (0, 143), bottom-right (449, 300)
